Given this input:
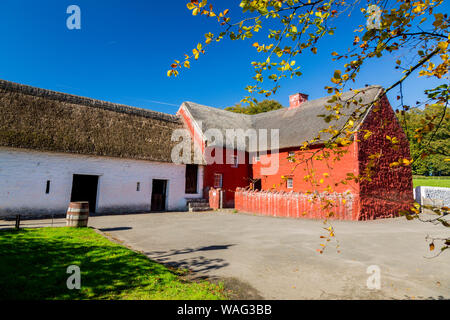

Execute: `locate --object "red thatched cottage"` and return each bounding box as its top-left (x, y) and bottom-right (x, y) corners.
top-left (178, 85), bottom-right (414, 220)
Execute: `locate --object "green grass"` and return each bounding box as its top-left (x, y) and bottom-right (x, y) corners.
top-left (413, 176), bottom-right (450, 188)
top-left (0, 227), bottom-right (226, 300)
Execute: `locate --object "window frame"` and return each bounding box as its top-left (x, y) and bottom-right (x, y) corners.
top-left (213, 173), bottom-right (223, 188)
top-left (287, 178), bottom-right (293, 189)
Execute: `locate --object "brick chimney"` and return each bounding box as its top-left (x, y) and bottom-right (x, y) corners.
top-left (289, 93), bottom-right (309, 110)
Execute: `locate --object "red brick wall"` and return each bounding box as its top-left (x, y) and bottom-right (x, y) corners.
top-left (356, 94), bottom-right (414, 220)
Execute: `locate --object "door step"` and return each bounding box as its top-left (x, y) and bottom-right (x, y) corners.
top-left (186, 199), bottom-right (212, 212)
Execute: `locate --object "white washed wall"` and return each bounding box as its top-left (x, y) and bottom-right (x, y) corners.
top-left (0, 148), bottom-right (203, 217)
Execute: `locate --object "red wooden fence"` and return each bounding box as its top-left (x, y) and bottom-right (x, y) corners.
top-left (234, 188), bottom-right (357, 220)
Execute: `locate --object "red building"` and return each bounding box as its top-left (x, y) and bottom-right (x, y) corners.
top-left (178, 86), bottom-right (414, 220)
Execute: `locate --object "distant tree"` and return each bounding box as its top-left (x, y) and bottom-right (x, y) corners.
top-left (225, 99), bottom-right (283, 115)
top-left (401, 102), bottom-right (450, 176)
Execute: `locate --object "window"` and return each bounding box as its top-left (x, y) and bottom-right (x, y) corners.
top-left (45, 180), bottom-right (50, 194)
top-left (231, 155), bottom-right (238, 168)
top-left (185, 164), bottom-right (198, 194)
top-left (214, 173), bottom-right (223, 188)
top-left (136, 182), bottom-right (140, 192)
top-left (287, 178), bottom-right (293, 189)
top-left (288, 151), bottom-right (296, 162)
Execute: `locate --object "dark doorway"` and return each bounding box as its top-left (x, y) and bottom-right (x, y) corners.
top-left (151, 179), bottom-right (167, 211)
top-left (254, 179), bottom-right (262, 191)
top-left (70, 174), bottom-right (99, 213)
top-left (185, 164), bottom-right (198, 194)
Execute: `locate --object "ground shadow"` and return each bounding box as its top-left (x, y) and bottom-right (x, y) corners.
top-left (98, 227), bottom-right (132, 232)
top-left (146, 244), bottom-right (235, 274)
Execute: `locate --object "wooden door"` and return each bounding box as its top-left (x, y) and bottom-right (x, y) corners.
top-left (151, 179), bottom-right (167, 211)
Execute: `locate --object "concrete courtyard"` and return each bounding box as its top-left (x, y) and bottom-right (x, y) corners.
top-left (4, 211), bottom-right (450, 299)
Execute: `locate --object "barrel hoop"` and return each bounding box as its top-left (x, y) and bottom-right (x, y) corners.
top-left (66, 214), bottom-right (89, 220)
top-left (68, 207), bottom-right (89, 213)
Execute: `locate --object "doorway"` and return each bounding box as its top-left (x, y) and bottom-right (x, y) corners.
top-left (254, 179), bottom-right (262, 191)
top-left (70, 174), bottom-right (99, 213)
top-left (185, 164), bottom-right (198, 194)
top-left (151, 179), bottom-right (167, 211)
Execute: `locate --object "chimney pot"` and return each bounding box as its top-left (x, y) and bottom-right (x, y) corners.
top-left (289, 93), bottom-right (309, 109)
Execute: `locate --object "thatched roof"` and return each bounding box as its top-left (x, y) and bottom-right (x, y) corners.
top-left (182, 85), bottom-right (384, 152)
top-left (0, 79), bottom-right (183, 163)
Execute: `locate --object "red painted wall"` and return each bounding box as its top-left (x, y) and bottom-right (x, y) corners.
top-left (177, 106), bottom-right (206, 154)
top-left (203, 147), bottom-right (252, 207)
top-left (252, 144), bottom-right (359, 194)
top-left (178, 105), bottom-right (252, 206)
top-left (356, 94), bottom-right (414, 220)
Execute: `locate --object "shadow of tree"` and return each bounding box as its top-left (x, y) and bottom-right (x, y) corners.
top-left (145, 244), bottom-right (234, 274)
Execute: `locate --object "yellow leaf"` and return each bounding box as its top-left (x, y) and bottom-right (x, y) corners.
top-left (438, 41), bottom-right (448, 52)
top-left (187, 3), bottom-right (196, 10)
top-left (184, 60), bottom-right (190, 68)
top-left (389, 162), bottom-right (399, 167)
top-left (192, 7), bottom-right (199, 16)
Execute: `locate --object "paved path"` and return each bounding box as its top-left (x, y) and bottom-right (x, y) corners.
top-left (6, 211), bottom-right (450, 299)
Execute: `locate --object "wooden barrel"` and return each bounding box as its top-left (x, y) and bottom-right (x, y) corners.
top-left (66, 202), bottom-right (89, 227)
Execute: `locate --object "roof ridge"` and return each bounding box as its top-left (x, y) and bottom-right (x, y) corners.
top-left (0, 79), bottom-right (181, 123)
top-left (186, 85), bottom-right (383, 120)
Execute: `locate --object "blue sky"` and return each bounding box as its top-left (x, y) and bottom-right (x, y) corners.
top-left (0, 0), bottom-right (448, 114)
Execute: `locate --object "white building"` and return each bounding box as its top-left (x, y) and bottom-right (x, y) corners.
top-left (0, 80), bottom-right (203, 217)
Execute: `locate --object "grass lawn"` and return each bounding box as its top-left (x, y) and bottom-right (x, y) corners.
top-left (413, 176), bottom-right (450, 188)
top-left (0, 227), bottom-right (226, 300)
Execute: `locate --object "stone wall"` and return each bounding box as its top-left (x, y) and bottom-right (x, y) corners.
top-left (414, 186), bottom-right (450, 208)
